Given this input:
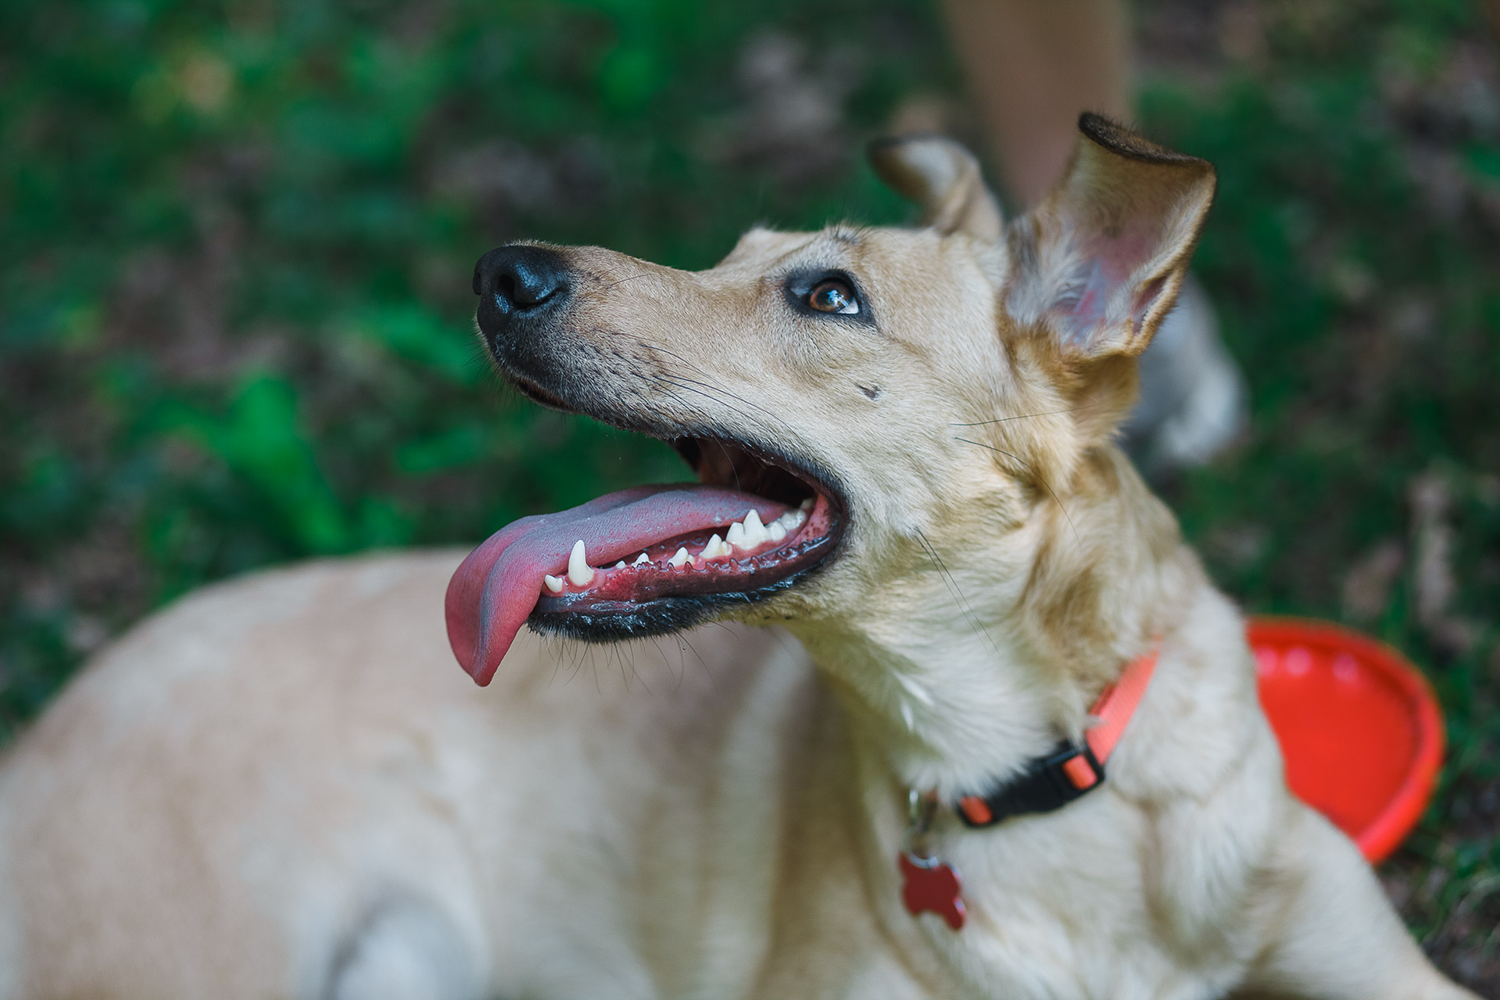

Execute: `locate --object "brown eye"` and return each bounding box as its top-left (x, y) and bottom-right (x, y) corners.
top-left (807, 279), bottom-right (859, 315)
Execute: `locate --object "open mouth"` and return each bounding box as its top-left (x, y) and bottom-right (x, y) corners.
top-left (445, 430), bottom-right (846, 686)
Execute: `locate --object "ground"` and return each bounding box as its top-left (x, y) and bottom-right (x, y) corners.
top-left (1, 0), bottom-right (1496, 991)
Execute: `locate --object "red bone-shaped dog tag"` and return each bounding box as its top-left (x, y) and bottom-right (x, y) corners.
top-left (898, 852), bottom-right (966, 930)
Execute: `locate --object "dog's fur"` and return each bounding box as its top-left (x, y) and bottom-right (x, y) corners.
top-left (0, 119), bottom-right (1478, 999)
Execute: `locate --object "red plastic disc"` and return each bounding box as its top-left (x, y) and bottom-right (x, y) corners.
top-left (1248, 617), bottom-right (1445, 864)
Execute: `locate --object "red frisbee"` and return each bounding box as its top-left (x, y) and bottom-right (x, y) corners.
top-left (1248, 617), bottom-right (1445, 864)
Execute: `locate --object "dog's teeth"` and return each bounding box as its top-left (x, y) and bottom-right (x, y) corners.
top-left (633, 552), bottom-right (650, 566)
top-left (567, 540), bottom-right (595, 586)
top-left (668, 546), bottom-right (690, 567)
top-left (742, 509), bottom-right (768, 546)
top-left (768, 522), bottom-right (787, 543)
top-left (543, 574), bottom-right (564, 593)
top-left (701, 533), bottom-right (729, 560)
top-left (725, 521), bottom-right (748, 550)
top-left (614, 560), bottom-right (627, 570)
top-left (778, 509), bottom-right (806, 532)
top-left (799, 497), bottom-right (815, 512)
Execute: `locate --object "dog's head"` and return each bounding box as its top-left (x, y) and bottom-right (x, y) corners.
top-left (447, 115), bottom-right (1215, 687)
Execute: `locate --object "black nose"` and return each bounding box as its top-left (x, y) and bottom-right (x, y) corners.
top-left (473, 245), bottom-right (572, 340)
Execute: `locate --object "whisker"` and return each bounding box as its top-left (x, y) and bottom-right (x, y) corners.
top-left (647, 635), bottom-right (681, 688)
top-left (545, 638), bottom-right (565, 689)
top-left (914, 527), bottom-right (998, 654)
top-left (642, 344), bottom-right (714, 379)
top-left (651, 374), bottom-right (766, 429)
top-left (713, 437), bottom-right (743, 491)
top-left (620, 642), bottom-right (651, 696)
top-left (655, 367), bottom-right (791, 432)
top-left (949, 407), bottom-right (1082, 427)
top-left (679, 634), bottom-right (719, 693)
top-left (564, 639), bottom-right (587, 686)
top-left (650, 370), bottom-right (804, 446)
top-left (634, 343), bottom-right (806, 448)
top-left (953, 436), bottom-right (1079, 541)
top-left (579, 272), bottom-right (653, 299)
top-left (644, 345), bottom-right (796, 430)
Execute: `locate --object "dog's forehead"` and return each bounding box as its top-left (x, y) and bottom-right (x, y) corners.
top-left (713, 224), bottom-right (948, 278)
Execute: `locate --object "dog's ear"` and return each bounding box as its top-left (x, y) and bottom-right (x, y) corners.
top-left (867, 136), bottom-right (1004, 241)
top-left (1005, 114), bottom-right (1216, 361)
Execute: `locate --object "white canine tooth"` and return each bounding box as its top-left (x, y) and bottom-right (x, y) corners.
top-left (701, 533), bottom-right (728, 559)
top-left (633, 552), bottom-right (650, 566)
top-left (726, 521), bottom-right (748, 550)
top-left (615, 560), bottom-right (627, 570)
top-left (543, 574), bottom-right (564, 593)
top-left (768, 522), bottom-right (787, 542)
top-left (567, 539), bottom-right (594, 586)
top-left (779, 509), bottom-right (806, 532)
top-left (800, 497), bottom-right (815, 511)
top-left (742, 509), bottom-right (768, 546)
top-left (668, 546), bottom-right (690, 567)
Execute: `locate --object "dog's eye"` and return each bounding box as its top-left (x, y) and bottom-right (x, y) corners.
top-left (806, 279), bottom-right (859, 315)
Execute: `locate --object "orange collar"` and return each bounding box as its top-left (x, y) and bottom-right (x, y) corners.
top-left (1076, 640), bottom-right (1160, 779)
top-left (897, 644), bottom-right (1163, 931)
top-left (954, 643), bottom-right (1160, 828)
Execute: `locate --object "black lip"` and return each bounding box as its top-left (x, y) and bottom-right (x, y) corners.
top-left (526, 566), bottom-right (824, 643)
top-left (510, 374), bottom-right (576, 412)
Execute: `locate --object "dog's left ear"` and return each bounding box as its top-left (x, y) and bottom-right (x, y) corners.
top-left (1006, 114), bottom-right (1216, 361)
top-left (868, 136), bottom-right (1004, 241)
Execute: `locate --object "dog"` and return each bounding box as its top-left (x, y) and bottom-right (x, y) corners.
top-left (0, 115), bottom-right (1477, 999)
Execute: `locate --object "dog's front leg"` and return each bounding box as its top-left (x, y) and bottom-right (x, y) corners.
top-left (1231, 802), bottom-right (1478, 1000)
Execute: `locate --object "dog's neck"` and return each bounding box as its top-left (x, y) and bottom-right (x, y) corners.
top-left (787, 447), bottom-right (1196, 799)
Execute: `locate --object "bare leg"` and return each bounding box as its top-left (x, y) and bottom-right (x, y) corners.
top-left (940, 0), bottom-right (1132, 207)
top-left (939, 0), bottom-right (1246, 472)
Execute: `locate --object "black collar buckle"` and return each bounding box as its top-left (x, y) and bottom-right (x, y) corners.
top-left (955, 740), bottom-right (1105, 828)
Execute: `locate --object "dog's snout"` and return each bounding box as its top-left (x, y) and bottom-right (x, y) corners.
top-left (474, 245), bottom-right (572, 342)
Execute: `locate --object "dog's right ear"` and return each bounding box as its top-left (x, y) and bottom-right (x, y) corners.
top-left (1004, 114), bottom-right (1216, 363)
top-left (868, 136), bottom-right (1004, 241)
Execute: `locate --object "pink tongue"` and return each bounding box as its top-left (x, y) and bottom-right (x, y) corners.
top-left (445, 484), bottom-right (787, 685)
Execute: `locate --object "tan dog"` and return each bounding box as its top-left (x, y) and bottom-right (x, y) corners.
top-left (0, 116), bottom-right (1477, 1000)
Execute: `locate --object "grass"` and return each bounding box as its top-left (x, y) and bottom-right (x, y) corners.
top-left (2, 0), bottom-right (1497, 988)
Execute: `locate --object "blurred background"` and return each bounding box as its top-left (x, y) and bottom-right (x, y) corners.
top-left (2, 0), bottom-right (1498, 988)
